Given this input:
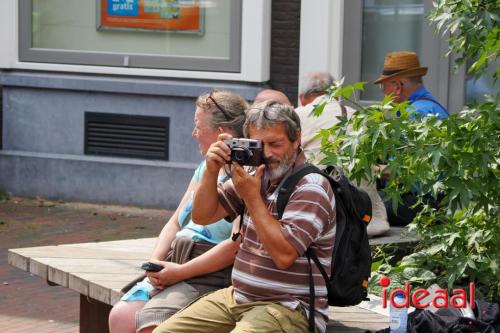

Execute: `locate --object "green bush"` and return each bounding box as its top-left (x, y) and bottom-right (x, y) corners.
top-left (315, 84), bottom-right (499, 301)
top-left (313, 0), bottom-right (500, 301)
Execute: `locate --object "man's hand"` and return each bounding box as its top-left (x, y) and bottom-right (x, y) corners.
top-left (145, 261), bottom-right (184, 289)
top-left (205, 133), bottom-right (232, 174)
top-left (232, 163), bottom-right (299, 269)
top-left (231, 163), bottom-right (265, 203)
top-left (373, 163), bottom-right (391, 180)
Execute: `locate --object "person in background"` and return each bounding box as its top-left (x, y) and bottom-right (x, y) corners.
top-left (375, 51), bottom-right (449, 226)
top-left (297, 72), bottom-right (390, 237)
top-left (254, 88), bottom-right (292, 105)
top-left (108, 90), bottom-right (248, 333)
top-left (374, 51), bottom-right (448, 119)
top-left (296, 72), bottom-right (351, 164)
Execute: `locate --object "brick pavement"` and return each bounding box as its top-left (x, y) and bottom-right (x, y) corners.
top-left (0, 196), bottom-right (171, 333)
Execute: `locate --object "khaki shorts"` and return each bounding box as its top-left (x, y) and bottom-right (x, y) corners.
top-left (136, 281), bottom-right (216, 331)
top-left (152, 286), bottom-right (310, 333)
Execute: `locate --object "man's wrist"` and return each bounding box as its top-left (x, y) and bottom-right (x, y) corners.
top-left (244, 194), bottom-right (265, 215)
top-left (204, 167), bottom-right (221, 178)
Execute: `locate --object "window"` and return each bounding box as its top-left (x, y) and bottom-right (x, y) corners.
top-left (466, 61), bottom-right (500, 103)
top-left (342, 0), bottom-right (453, 109)
top-left (360, 0), bottom-right (424, 100)
top-left (19, 0), bottom-right (242, 72)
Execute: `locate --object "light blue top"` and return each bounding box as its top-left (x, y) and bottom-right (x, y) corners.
top-left (408, 87), bottom-right (449, 119)
top-left (121, 161), bottom-right (232, 302)
top-left (175, 160), bottom-right (233, 244)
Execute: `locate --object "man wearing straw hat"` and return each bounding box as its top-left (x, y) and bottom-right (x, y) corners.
top-left (375, 51), bottom-right (448, 119)
top-left (375, 51), bottom-right (448, 226)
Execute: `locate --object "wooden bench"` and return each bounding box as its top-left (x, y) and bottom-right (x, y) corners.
top-left (369, 226), bottom-right (419, 246)
top-left (8, 228), bottom-right (417, 333)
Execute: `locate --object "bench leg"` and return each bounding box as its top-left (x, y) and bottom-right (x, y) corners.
top-left (80, 295), bottom-right (112, 333)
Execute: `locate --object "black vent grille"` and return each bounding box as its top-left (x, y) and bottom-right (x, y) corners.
top-left (85, 112), bottom-right (169, 160)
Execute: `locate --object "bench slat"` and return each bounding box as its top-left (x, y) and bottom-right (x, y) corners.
top-left (7, 250), bottom-right (30, 271)
top-left (327, 306), bottom-right (389, 332)
top-left (369, 226), bottom-right (419, 246)
top-left (7, 246), bottom-right (152, 260)
top-left (29, 257), bottom-right (49, 280)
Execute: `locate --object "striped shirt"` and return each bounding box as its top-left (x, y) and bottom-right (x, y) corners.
top-left (218, 152), bottom-right (336, 333)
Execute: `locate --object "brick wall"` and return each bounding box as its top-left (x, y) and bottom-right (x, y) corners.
top-left (270, 0), bottom-right (301, 106)
top-left (0, 87), bottom-right (2, 149)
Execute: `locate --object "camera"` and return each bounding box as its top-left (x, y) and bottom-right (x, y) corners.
top-left (223, 138), bottom-right (263, 166)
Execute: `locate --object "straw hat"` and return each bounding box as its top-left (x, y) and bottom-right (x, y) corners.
top-left (374, 51), bottom-right (427, 84)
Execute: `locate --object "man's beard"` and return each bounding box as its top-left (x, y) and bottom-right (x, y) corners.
top-left (264, 149), bottom-right (297, 181)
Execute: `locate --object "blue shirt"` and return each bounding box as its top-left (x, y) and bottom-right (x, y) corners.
top-left (407, 87), bottom-right (449, 119)
top-left (176, 160), bottom-right (233, 244)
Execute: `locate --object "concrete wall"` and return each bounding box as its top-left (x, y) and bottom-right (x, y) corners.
top-left (0, 70), bottom-right (261, 209)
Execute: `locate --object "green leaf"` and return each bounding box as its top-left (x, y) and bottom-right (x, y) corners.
top-left (371, 259), bottom-right (383, 272)
top-left (447, 233), bottom-right (460, 246)
top-left (427, 244), bottom-right (445, 255)
top-left (490, 260), bottom-right (498, 272)
top-left (431, 150), bottom-right (442, 167)
top-left (312, 102), bottom-right (327, 117)
top-left (352, 81), bottom-right (367, 91)
top-left (402, 267), bottom-right (436, 282)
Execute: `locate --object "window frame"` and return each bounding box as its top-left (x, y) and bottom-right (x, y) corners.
top-left (18, 0), bottom-right (243, 73)
top-left (341, 0), bottom-right (466, 112)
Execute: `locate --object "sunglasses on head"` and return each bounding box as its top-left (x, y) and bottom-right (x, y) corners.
top-left (246, 103), bottom-right (293, 121)
top-left (208, 92), bottom-right (231, 121)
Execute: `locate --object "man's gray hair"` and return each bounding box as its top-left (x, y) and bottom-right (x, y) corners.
top-left (299, 72), bottom-right (334, 97)
top-left (402, 76), bottom-right (423, 85)
top-left (243, 100), bottom-right (301, 141)
top-left (196, 90), bottom-right (249, 137)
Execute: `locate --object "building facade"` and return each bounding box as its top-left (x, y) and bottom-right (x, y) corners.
top-left (0, 0), bottom-right (497, 208)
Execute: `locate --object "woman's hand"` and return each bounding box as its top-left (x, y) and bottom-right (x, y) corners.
top-left (145, 261), bottom-right (184, 289)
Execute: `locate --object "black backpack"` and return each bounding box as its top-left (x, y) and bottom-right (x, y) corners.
top-left (275, 163), bottom-right (373, 332)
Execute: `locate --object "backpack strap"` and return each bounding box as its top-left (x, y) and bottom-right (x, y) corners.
top-left (306, 248), bottom-right (316, 333)
top-left (234, 163), bottom-right (327, 241)
top-left (306, 247), bottom-right (334, 333)
top-left (414, 97), bottom-right (449, 116)
top-left (276, 163), bottom-right (326, 219)
top-left (307, 247), bottom-right (330, 284)
top-left (277, 164), bottom-right (336, 333)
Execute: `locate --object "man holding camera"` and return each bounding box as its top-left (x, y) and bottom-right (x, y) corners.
top-left (153, 101), bottom-right (336, 333)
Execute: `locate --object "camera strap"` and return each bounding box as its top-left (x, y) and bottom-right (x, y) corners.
top-left (231, 206), bottom-right (244, 241)
top-left (223, 163), bottom-right (241, 242)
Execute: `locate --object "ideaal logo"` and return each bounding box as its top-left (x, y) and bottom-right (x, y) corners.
top-left (379, 276), bottom-right (475, 309)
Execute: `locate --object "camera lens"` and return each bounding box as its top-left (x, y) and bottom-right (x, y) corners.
top-left (231, 147), bottom-right (252, 164)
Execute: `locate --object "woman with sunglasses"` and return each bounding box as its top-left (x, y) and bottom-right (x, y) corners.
top-left (109, 91), bottom-right (248, 333)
